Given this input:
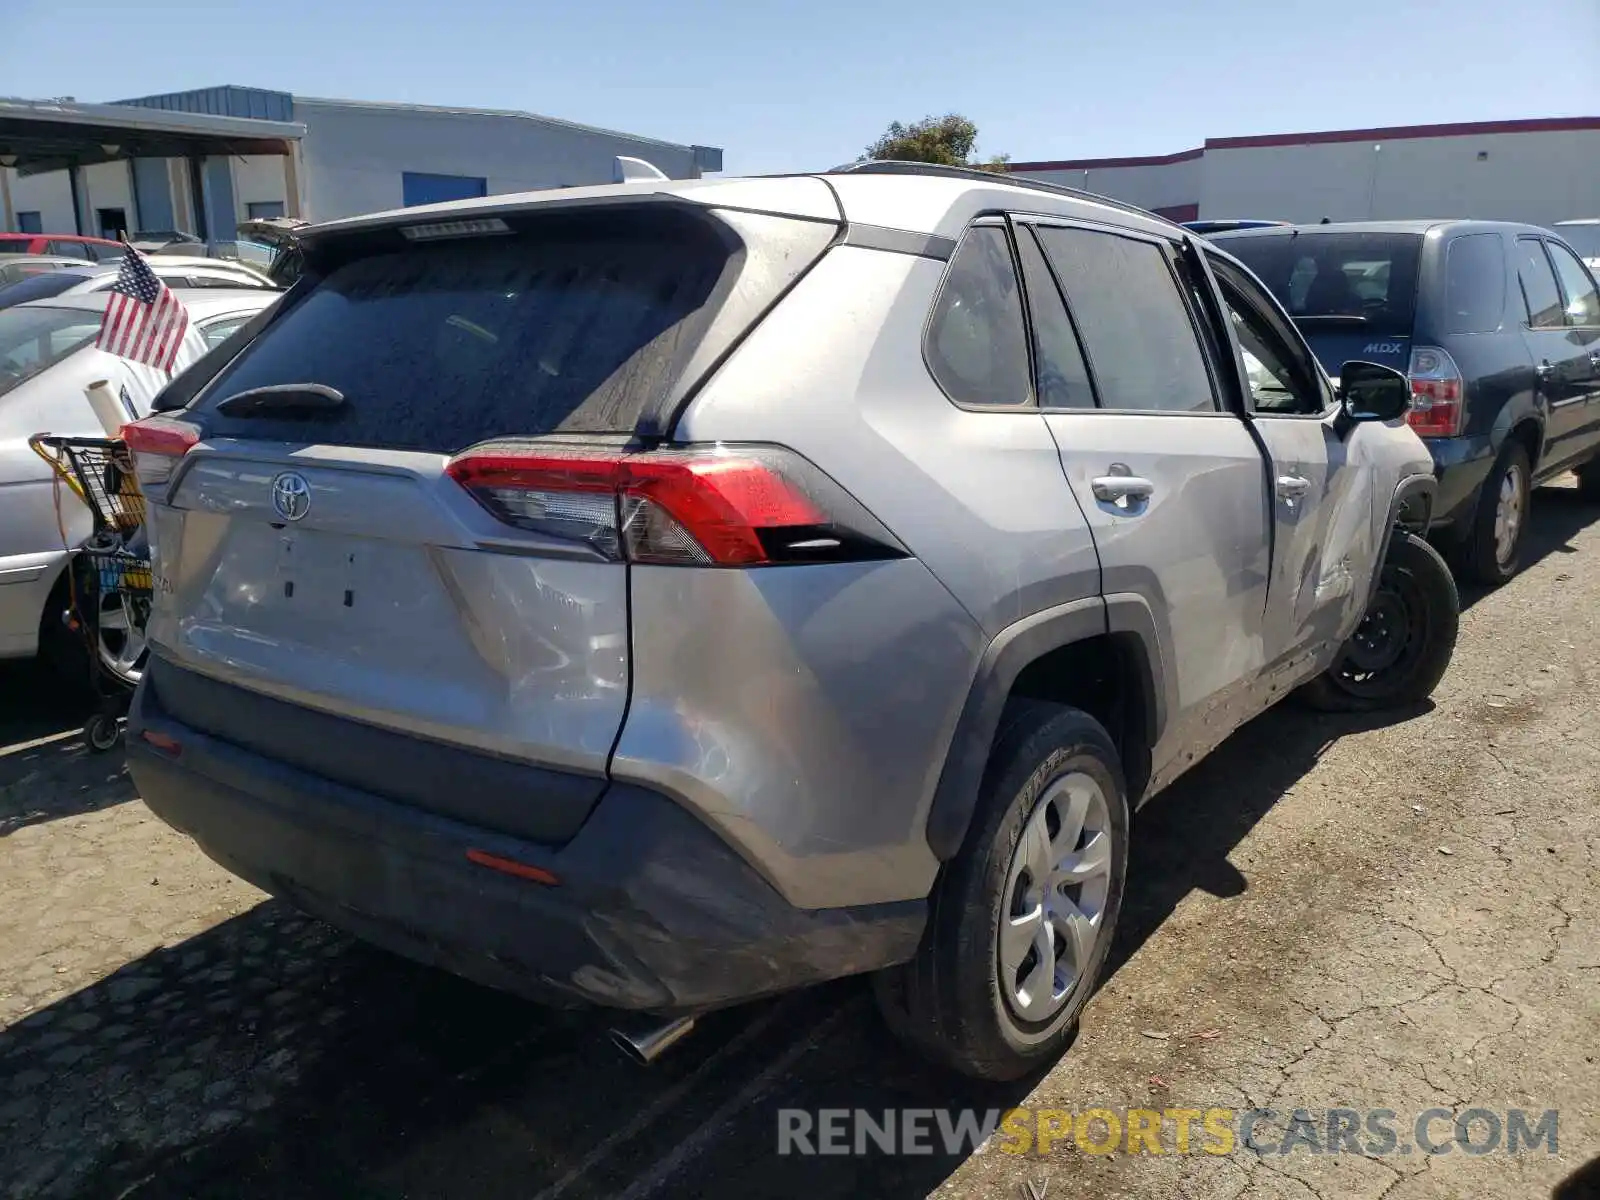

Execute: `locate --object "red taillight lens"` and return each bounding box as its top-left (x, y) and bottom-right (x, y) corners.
top-left (1405, 346), bottom-right (1465, 438)
top-left (446, 443), bottom-right (899, 567)
top-left (121, 415), bottom-right (200, 487)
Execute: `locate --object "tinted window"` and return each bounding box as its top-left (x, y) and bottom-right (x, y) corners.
top-left (926, 226), bottom-right (1031, 407)
top-left (0, 305), bottom-right (102, 397)
top-left (1015, 227), bottom-right (1095, 409)
top-left (0, 237), bottom-right (31, 254)
top-left (1213, 270), bottom-right (1324, 415)
top-left (0, 271), bottom-right (86, 307)
top-left (46, 241), bottom-right (91, 261)
top-left (1515, 239), bottom-right (1565, 329)
top-left (1212, 231), bottom-right (1422, 335)
top-left (1545, 241), bottom-right (1600, 327)
top-left (1443, 234), bottom-right (1506, 334)
top-left (196, 213), bottom-right (731, 452)
top-left (1036, 226), bottom-right (1216, 413)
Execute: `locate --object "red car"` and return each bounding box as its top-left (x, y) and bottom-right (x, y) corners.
top-left (0, 233), bottom-right (126, 263)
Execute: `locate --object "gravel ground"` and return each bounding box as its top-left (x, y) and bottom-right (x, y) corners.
top-left (1, 482), bottom-right (1596, 1200)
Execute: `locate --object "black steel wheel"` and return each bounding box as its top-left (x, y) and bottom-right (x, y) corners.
top-left (1301, 531), bottom-right (1459, 713)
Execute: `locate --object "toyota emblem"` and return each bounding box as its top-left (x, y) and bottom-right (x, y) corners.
top-left (270, 471), bottom-right (312, 522)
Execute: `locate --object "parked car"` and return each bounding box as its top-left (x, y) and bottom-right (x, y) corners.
top-left (1182, 219), bottom-right (1290, 235)
top-left (122, 162), bottom-right (1456, 1081)
top-left (0, 290), bottom-right (278, 674)
top-left (0, 257), bottom-right (278, 311)
top-left (235, 217), bottom-right (309, 286)
top-left (1211, 220), bottom-right (1600, 584)
top-left (1553, 219), bottom-right (1600, 277)
top-left (0, 256), bottom-right (98, 288)
top-left (0, 233), bottom-right (126, 263)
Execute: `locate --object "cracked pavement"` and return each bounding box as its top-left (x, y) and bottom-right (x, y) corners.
top-left (1, 482), bottom-right (1597, 1200)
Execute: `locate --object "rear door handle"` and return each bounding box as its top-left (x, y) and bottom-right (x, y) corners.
top-left (1536, 361), bottom-right (1555, 382)
top-left (1276, 475), bottom-right (1311, 500)
top-left (1090, 475), bottom-right (1155, 505)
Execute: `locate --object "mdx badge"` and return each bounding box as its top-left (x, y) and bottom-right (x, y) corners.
top-left (271, 471), bottom-right (312, 522)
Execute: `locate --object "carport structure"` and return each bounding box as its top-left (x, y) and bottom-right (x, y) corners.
top-left (0, 95), bottom-right (304, 242)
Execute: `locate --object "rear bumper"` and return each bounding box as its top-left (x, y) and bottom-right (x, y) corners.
top-left (1422, 435), bottom-right (1496, 532)
top-left (128, 675), bottom-right (924, 1013)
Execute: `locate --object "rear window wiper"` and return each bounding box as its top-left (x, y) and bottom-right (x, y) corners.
top-left (214, 383), bottom-right (346, 416)
top-left (1292, 313), bottom-right (1370, 326)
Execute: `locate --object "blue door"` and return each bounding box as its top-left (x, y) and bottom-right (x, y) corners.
top-left (401, 172), bottom-right (488, 207)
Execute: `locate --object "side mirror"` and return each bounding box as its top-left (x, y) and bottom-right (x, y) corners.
top-left (1337, 360), bottom-right (1411, 424)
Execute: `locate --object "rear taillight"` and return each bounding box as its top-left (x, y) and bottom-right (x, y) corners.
top-left (121, 415), bottom-right (200, 487)
top-left (445, 443), bottom-right (903, 567)
top-left (1405, 346), bottom-right (1465, 438)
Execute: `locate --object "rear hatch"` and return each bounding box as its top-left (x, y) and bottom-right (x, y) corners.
top-left (1213, 230), bottom-right (1424, 377)
top-left (134, 191), bottom-right (840, 844)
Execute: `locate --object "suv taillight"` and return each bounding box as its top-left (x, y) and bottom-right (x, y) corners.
top-left (445, 443), bottom-right (903, 567)
top-left (121, 415), bottom-right (201, 487)
top-left (1405, 346), bottom-right (1465, 438)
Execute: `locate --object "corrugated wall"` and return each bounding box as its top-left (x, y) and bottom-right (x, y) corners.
top-left (112, 86), bottom-right (295, 123)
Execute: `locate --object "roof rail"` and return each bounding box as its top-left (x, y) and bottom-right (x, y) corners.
top-left (827, 159), bottom-right (1162, 222)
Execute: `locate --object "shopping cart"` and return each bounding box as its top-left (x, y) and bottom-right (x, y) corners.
top-left (28, 433), bottom-right (152, 752)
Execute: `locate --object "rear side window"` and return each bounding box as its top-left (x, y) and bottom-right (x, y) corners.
top-left (1035, 226), bottom-right (1217, 414)
top-left (46, 241), bottom-right (91, 261)
top-left (195, 214), bottom-right (733, 452)
top-left (1443, 234), bottom-right (1506, 334)
top-left (1515, 239), bottom-right (1565, 329)
top-left (1014, 227), bottom-right (1095, 409)
top-left (1545, 241), bottom-right (1600, 327)
top-left (926, 226), bottom-right (1032, 407)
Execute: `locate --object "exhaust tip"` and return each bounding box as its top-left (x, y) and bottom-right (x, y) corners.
top-left (608, 1015), bottom-right (697, 1066)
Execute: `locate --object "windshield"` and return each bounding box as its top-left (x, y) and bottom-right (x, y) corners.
top-left (1212, 231), bottom-right (1423, 328)
top-left (1557, 224), bottom-right (1600, 260)
top-left (0, 305), bottom-right (103, 397)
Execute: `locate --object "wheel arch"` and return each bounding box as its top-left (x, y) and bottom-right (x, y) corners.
top-left (924, 597), bottom-right (1163, 861)
top-left (1366, 473), bottom-right (1437, 609)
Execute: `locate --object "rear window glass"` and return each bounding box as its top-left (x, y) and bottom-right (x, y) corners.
top-left (196, 215), bottom-right (731, 452)
top-left (0, 271), bottom-right (86, 304)
top-left (1213, 231), bottom-right (1422, 333)
top-left (0, 305), bottom-right (102, 398)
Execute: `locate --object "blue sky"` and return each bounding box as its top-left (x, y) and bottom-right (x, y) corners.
top-left (9, 0), bottom-right (1598, 175)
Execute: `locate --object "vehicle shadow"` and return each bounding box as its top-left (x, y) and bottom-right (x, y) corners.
top-left (0, 695), bottom-right (1426, 1200)
top-left (0, 662), bottom-right (131, 837)
top-left (1455, 482), bottom-right (1599, 612)
top-left (1553, 1154), bottom-right (1600, 1200)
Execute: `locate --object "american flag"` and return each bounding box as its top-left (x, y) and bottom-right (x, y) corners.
top-left (95, 248), bottom-right (191, 372)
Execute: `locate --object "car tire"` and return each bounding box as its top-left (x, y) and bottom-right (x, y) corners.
top-left (36, 574), bottom-right (94, 697)
top-left (1575, 457), bottom-right (1600, 501)
top-left (873, 701), bottom-right (1129, 1081)
top-left (1455, 443), bottom-right (1531, 585)
top-left (1300, 531), bottom-right (1459, 713)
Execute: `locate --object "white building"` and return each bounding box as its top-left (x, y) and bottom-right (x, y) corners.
top-left (2, 85), bottom-right (721, 239)
top-left (1010, 116), bottom-right (1600, 227)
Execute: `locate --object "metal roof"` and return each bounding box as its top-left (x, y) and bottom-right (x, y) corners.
top-left (0, 95), bottom-right (302, 176)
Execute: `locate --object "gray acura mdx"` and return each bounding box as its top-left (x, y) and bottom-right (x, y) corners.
top-left (124, 162), bottom-right (1456, 1079)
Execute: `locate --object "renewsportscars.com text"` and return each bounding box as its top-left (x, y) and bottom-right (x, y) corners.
top-left (777, 1106), bottom-right (1559, 1158)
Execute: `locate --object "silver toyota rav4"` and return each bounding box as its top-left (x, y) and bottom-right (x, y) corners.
top-left (124, 162), bottom-right (1457, 1080)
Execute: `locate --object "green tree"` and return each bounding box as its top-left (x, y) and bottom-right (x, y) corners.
top-left (863, 114), bottom-right (1009, 173)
